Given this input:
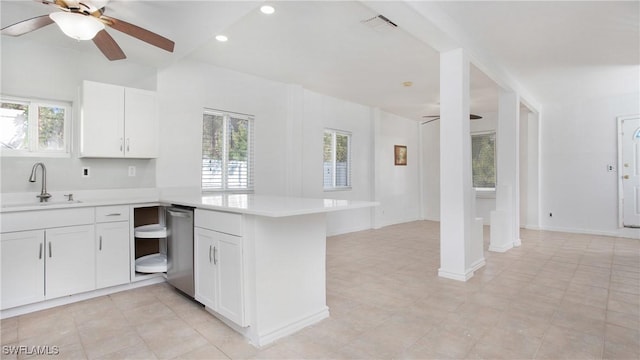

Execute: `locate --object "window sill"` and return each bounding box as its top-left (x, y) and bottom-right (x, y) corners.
top-left (324, 187), bottom-right (352, 192)
top-left (475, 188), bottom-right (496, 199)
top-left (1, 151), bottom-right (70, 158)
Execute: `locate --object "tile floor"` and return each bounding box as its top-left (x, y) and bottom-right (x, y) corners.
top-left (1, 221), bottom-right (639, 359)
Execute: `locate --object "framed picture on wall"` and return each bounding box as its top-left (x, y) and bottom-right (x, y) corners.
top-left (394, 145), bottom-right (407, 166)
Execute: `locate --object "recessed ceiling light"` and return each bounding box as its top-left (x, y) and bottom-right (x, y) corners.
top-left (260, 5), bottom-right (275, 14)
top-left (403, 81), bottom-right (413, 87)
top-left (215, 35), bottom-right (228, 42)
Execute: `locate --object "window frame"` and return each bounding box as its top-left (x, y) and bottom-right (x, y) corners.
top-left (201, 108), bottom-right (254, 193)
top-left (323, 128), bottom-right (352, 191)
top-left (471, 130), bottom-right (497, 194)
top-left (0, 96), bottom-right (71, 158)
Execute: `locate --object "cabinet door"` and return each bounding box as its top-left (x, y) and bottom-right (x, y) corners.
top-left (1, 230), bottom-right (45, 309)
top-left (194, 227), bottom-right (218, 310)
top-left (217, 232), bottom-right (245, 326)
top-left (124, 87), bottom-right (158, 158)
top-left (80, 81), bottom-right (125, 157)
top-left (45, 225), bottom-right (96, 299)
top-left (96, 222), bottom-right (130, 289)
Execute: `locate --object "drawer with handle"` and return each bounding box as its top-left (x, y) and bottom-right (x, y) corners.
top-left (95, 205), bottom-right (129, 223)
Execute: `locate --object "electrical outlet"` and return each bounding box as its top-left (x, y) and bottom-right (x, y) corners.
top-left (82, 167), bottom-right (90, 178)
top-left (128, 166), bottom-right (136, 177)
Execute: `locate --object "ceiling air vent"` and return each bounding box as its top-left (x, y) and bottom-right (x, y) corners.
top-left (361, 14), bottom-right (398, 33)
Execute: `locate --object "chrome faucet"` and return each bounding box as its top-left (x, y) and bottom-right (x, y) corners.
top-left (29, 162), bottom-right (51, 202)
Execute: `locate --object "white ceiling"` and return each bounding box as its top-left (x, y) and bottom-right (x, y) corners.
top-left (2, 1), bottom-right (638, 121)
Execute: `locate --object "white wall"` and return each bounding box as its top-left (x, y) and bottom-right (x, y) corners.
top-left (155, 59), bottom-right (290, 196)
top-left (374, 111), bottom-right (421, 228)
top-left (300, 90), bottom-right (375, 235)
top-left (420, 121), bottom-right (440, 221)
top-left (421, 113), bottom-right (499, 224)
top-left (156, 59), bottom-right (420, 235)
top-left (540, 92), bottom-right (640, 237)
top-left (0, 37), bottom-right (157, 194)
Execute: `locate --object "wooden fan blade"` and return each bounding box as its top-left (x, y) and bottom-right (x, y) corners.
top-left (1, 15), bottom-right (54, 36)
top-left (103, 16), bottom-right (174, 52)
top-left (93, 29), bottom-right (126, 60)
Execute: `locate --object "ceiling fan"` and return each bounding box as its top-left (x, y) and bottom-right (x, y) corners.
top-left (1, 0), bottom-right (175, 61)
top-left (421, 114), bottom-right (483, 125)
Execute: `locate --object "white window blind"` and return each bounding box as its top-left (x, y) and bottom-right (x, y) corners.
top-left (471, 132), bottom-right (496, 189)
top-left (323, 129), bottom-right (351, 190)
top-left (202, 109), bottom-right (254, 192)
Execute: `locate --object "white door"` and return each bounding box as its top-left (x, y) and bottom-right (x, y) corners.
top-left (622, 117), bottom-right (640, 227)
top-left (96, 222), bottom-right (130, 289)
top-left (1, 230), bottom-right (45, 309)
top-left (124, 87), bottom-right (158, 158)
top-left (216, 232), bottom-right (245, 326)
top-left (46, 225), bottom-right (96, 299)
top-left (80, 81), bottom-right (125, 157)
top-left (194, 227), bottom-right (218, 310)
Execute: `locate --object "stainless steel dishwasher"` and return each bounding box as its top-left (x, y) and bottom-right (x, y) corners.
top-left (166, 206), bottom-right (195, 297)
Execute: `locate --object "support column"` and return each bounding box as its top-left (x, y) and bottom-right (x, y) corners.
top-left (490, 89), bottom-right (521, 252)
top-left (438, 48), bottom-right (477, 281)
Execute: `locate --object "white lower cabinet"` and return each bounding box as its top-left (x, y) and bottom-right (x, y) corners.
top-left (1, 230), bottom-right (46, 309)
top-left (1, 224), bottom-right (96, 309)
top-left (96, 221), bottom-right (130, 288)
top-left (44, 225), bottom-right (96, 299)
top-left (195, 226), bottom-right (245, 326)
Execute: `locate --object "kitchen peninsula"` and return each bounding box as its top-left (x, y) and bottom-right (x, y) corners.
top-left (163, 192), bottom-right (377, 346)
top-left (0, 190), bottom-right (377, 347)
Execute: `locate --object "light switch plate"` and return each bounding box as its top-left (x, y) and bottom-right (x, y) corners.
top-left (128, 166), bottom-right (136, 177)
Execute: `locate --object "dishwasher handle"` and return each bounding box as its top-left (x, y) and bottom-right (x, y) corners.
top-left (167, 209), bottom-right (191, 218)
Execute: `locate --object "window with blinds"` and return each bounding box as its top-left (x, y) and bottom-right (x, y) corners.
top-left (202, 109), bottom-right (254, 192)
top-left (323, 129), bottom-right (351, 190)
top-left (471, 132), bottom-right (496, 189)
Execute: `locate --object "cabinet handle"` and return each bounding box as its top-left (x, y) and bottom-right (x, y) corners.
top-left (213, 246), bottom-right (218, 265)
top-left (209, 245), bottom-right (212, 263)
top-left (48, 242), bottom-right (52, 258)
top-left (99, 235), bottom-right (103, 251)
top-left (39, 243), bottom-right (43, 259)
top-left (120, 138), bottom-right (124, 152)
top-left (106, 213), bottom-right (121, 217)
top-left (126, 138), bottom-right (130, 152)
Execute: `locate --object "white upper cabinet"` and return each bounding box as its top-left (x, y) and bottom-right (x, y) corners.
top-left (79, 80), bottom-right (158, 158)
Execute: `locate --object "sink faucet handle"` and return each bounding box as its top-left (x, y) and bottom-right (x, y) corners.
top-left (64, 193), bottom-right (74, 201)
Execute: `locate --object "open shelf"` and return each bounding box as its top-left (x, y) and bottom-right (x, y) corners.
top-left (135, 253), bottom-right (167, 273)
top-left (134, 224), bottom-right (167, 238)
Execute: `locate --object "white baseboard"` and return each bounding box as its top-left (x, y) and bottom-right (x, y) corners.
top-left (535, 225), bottom-right (639, 239)
top-left (251, 307), bottom-right (330, 347)
top-left (1, 276), bottom-right (165, 319)
top-left (438, 268), bottom-right (474, 282)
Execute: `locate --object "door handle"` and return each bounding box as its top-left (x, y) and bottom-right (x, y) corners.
top-left (209, 245), bottom-right (213, 263)
top-left (126, 138), bottom-right (130, 152)
top-left (213, 246), bottom-right (218, 265)
top-left (48, 242), bottom-right (52, 258)
top-left (99, 235), bottom-right (103, 251)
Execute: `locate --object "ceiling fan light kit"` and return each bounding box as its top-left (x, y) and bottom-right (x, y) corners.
top-left (1, 0), bottom-right (175, 61)
top-left (49, 11), bottom-right (104, 40)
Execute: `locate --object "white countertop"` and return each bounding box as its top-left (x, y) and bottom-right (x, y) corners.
top-left (163, 193), bottom-right (377, 217)
top-left (0, 189), bottom-right (377, 217)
